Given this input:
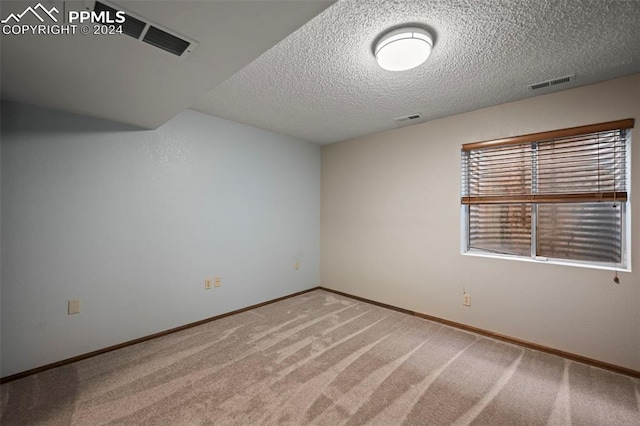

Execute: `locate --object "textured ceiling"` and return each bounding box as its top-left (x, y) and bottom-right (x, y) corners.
top-left (2, 0), bottom-right (639, 143)
top-left (191, 0), bottom-right (640, 144)
top-left (0, 0), bottom-right (334, 129)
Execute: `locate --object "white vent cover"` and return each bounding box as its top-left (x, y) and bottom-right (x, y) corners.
top-left (394, 113), bottom-right (423, 125)
top-left (527, 74), bottom-right (575, 91)
top-left (84, 0), bottom-right (198, 58)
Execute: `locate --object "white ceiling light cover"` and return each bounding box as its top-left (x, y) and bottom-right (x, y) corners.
top-left (375, 27), bottom-right (433, 71)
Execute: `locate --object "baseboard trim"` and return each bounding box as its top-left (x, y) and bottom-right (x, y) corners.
top-left (318, 287), bottom-right (640, 379)
top-left (4, 286), bottom-right (637, 383)
top-left (0, 287), bottom-right (319, 384)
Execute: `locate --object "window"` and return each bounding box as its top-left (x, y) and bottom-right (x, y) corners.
top-left (461, 119), bottom-right (634, 269)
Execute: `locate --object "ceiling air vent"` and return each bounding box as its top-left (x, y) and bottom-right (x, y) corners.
top-left (527, 74), bottom-right (575, 91)
top-left (85, 1), bottom-right (198, 58)
top-left (93, 1), bottom-right (145, 38)
top-left (143, 26), bottom-right (192, 56)
top-left (394, 113), bottom-right (423, 125)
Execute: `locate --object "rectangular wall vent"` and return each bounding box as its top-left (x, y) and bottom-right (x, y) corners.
top-left (86, 1), bottom-right (198, 58)
top-left (528, 74), bottom-right (575, 91)
top-left (394, 113), bottom-right (423, 125)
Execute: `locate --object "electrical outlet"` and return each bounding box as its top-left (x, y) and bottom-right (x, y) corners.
top-left (205, 279), bottom-right (212, 290)
top-left (294, 262), bottom-right (299, 271)
top-left (214, 277), bottom-right (221, 287)
top-left (463, 294), bottom-right (471, 307)
top-left (68, 299), bottom-right (80, 315)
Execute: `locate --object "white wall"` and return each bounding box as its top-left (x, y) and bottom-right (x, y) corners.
top-left (0, 101), bottom-right (321, 377)
top-left (321, 74), bottom-right (640, 371)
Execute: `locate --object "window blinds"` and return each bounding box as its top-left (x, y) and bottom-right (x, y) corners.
top-left (461, 119), bottom-right (634, 265)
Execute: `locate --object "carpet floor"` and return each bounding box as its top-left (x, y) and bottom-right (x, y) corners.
top-left (1, 289), bottom-right (639, 425)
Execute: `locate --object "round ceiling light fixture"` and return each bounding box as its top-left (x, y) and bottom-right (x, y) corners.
top-left (374, 27), bottom-right (433, 72)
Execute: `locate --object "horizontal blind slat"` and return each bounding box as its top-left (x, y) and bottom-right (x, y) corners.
top-left (461, 192), bottom-right (627, 204)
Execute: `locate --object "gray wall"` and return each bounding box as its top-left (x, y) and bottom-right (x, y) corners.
top-left (1, 101), bottom-right (321, 377)
top-left (0, 104), bottom-right (2, 374)
top-left (321, 74), bottom-right (640, 371)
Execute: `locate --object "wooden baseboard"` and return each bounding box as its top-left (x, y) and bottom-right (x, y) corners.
top-left (0, 287), bottom-right (319, 384)
top-left (3, 286), bottom-right (637, 383)
top-left (318, 287), bottom-right (640, 379)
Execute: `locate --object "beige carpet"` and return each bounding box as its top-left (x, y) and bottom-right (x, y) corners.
top-left (1, 289), bottom-right (639, 425)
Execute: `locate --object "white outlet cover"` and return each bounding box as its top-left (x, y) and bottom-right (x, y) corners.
top-left (68, 299), bottom-right (80, 314)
